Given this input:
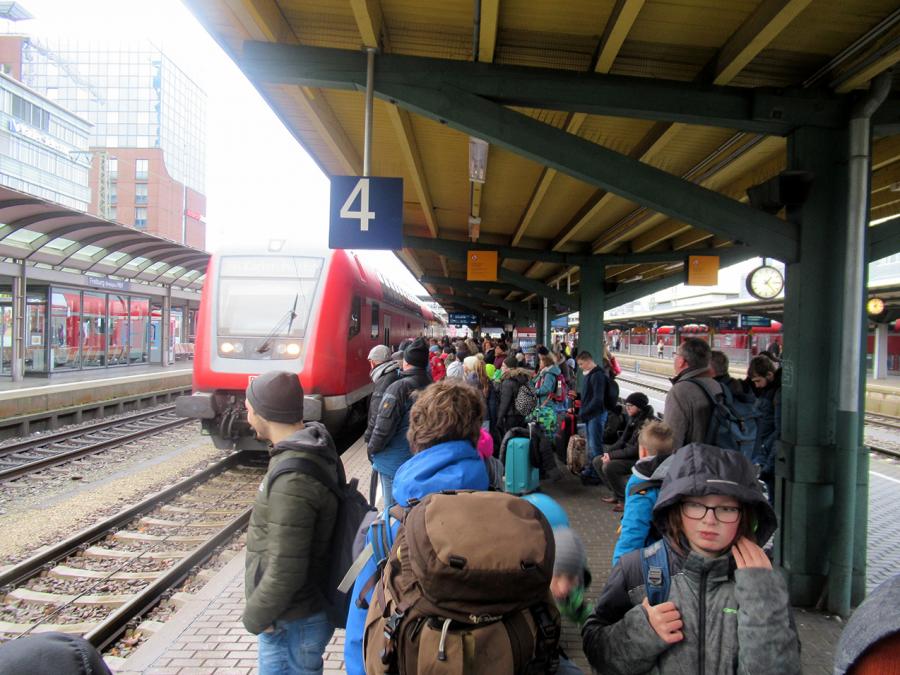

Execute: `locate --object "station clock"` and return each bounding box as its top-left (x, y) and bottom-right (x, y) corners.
top-left (866, 297), bottom-right (885, 317)
top-left (746, 265), bottom-right (784, 300)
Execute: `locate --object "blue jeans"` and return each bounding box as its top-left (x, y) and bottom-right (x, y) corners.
top-left (379, 472), bottom-right (394, 508)
top-left (258, 611), bottom-right (334, 675)
top-left (583, 412), bottom-right (608, 477)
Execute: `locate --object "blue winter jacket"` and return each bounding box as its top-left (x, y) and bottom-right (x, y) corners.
top-left (612, 454), bottom-right (673, 565)
top-left (343, 439), bottom-right (489, 675)
top-left (580, 365), bottom-right (608, 421)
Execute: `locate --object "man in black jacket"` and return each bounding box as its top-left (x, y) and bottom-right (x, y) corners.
top-left (367, 337), bottom-right (432, 507)
top-left (242, 370), bottom-right (340, 674)
top-left (594, 392), bottom-right (655, 509)
top-left (577, 351), bottom-right (609, 483)
top-left (364, 344), bottom-right (400, 444)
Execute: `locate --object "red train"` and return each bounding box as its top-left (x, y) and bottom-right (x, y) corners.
top-left (177, 247), bottom-right (442, 449)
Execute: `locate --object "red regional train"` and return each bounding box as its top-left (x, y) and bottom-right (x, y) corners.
top-left (177, 247), bottom-right (442, 449)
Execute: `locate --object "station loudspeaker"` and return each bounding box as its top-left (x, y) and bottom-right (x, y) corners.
top-left (747, 171), bottom-right (814, 214)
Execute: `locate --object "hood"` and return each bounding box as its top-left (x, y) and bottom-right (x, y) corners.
top-left (0, 632), bottom-right (112, 675)
top-left (651, 443), bottom-right (777, 546)
top-left (272, 421), bottom-right (336, 459)
top-left (502, 367), bottom-right (533, 382)
top-left (392, 439), bottom-right (489, 506)
top-left (834, 574), bottom-right (900, 674)
top-left (371, 359), bottom-right (400, 383)
top-left (632, 453), bottom-right (674, 481)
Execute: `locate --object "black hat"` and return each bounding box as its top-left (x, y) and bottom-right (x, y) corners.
top-left (537, 346), bottom-right (550, 356)
top-left (625, 392), bottom-right (650, 409)
top-left (403, 337), bottom-right (429, 369)
top-left (0, 632), bottom-right (113, 674)
top-left (246, 371), bottom-right (304, 423)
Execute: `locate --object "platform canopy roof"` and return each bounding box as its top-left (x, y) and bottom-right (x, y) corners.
top-left (186, 0), bottom-right (900, 315)
top-left (0, 186), bottom-right (209, 290)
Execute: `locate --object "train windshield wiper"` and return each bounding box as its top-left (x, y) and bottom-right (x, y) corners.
top-left (256, 294), bottom-right (299, 354)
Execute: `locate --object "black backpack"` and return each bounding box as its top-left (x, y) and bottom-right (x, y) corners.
top-left (689, 379), bottom-right (758, 458)
top-left (266, 455), bottom-right (375, 629)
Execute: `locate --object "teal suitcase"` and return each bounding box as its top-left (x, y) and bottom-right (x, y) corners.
top-left (504, 436), bottom-right (539, 495)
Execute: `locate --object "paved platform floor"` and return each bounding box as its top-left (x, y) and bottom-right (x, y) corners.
top-left (116, 438), bottom-right (847, 674)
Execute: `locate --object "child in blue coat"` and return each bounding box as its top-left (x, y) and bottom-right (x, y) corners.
top-left (612, 419), bottom-right (674, 565)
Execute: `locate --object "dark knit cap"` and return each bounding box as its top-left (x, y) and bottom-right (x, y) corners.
top-left (0, 632), bottom-right (113, 674)
top-left (403, 337), bottom-right (429, 369)
top-left (245, 370), bottom-right (304, 423)
top-left (625, 392), bottom-right (650, 409)
top-left (504, 355), bottom-right (519, 369)
top-left (537, 346), bottom-right (550, 356)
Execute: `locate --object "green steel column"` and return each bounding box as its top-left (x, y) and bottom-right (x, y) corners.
top-left (579, 264), bottom-right (605, 359)
top-left (780, 125), bottom-right (868, 612)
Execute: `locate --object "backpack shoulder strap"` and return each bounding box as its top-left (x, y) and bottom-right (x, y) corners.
top-left (266, 456), bottom-right (340, 498)
top-left (641, 539), bottom-right (670, 606)
top-left (686, 377), bottom-right (723, 404)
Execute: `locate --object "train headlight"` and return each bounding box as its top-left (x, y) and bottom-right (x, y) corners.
top-left (285, 343), bottom-right (301, 356)
top-left (220, 341), bottom-right (235, 354)
top-left (219, 341), bottom-right (244, 355)
top-left (233, 342), bottom-right (244, 354)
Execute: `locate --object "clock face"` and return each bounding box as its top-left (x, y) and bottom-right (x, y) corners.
top-left (747, 265), bottom-right (784, 300)
top-left (867, 298), bottom-right (885, 315)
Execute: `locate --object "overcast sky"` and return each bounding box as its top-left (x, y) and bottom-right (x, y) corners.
top-left (11, 0), bottom-right (427, 296)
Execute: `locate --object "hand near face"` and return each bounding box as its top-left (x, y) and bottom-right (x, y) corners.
top-left (642, 598), bottom-right (684, 644)
top-left (732, 536), bottom-right (772, 570)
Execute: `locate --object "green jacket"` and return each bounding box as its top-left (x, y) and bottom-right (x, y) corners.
top-left (242, 422), bottom-right (340, 634)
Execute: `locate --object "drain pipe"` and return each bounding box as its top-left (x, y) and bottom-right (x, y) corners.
top-left (829, 68), bottom-right (892, 617)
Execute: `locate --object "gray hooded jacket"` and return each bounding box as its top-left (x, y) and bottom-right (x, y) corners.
top-left (582, 443), bottom-right (800, 675)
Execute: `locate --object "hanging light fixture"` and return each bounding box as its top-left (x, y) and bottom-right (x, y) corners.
top-left (468, 137), bottom-right (489, 183)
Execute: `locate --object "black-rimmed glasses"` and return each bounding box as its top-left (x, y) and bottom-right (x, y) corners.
top-left (681, 501), bottom-right (741, 523)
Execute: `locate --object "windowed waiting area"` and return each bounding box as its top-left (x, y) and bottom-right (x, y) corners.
top-left (0, 285), bottom-right (184, 375)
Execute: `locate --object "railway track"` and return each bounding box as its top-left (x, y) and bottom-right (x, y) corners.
top-left (617, 374), bottom-right (900, 460)
top-left (0, 452), bottom-right (263, 650)
top-left (0, 405), bottom-right (191, 481)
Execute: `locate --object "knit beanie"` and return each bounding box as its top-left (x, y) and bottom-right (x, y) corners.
top-left (553, 527), bottom-right (586, 584)
top-left (504, 355), bottom-right (518, 369)
top-left (403, 337), bottom-right (429, 369)
top-left (245, 371), bottom-right (304, 424)
top-left (625, 392), bottom-right (650, 409)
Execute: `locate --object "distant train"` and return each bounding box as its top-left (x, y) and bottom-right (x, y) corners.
top-left (177, 247), bottom-right (442, 449)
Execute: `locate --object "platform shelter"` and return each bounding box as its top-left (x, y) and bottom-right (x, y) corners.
top-left (186, 0), bottom-right (900, 615)
top-left (0, 185), bottom-right (208, 379)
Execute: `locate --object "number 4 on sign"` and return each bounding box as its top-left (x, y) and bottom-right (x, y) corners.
top-left (340, 178), bottom-right (376, 232)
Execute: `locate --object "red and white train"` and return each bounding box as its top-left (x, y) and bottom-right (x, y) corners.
top-left (177, 247), bottom-right (442, 449)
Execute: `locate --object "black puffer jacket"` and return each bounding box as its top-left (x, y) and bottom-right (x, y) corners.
top-left (582, 443), bottom-right (798, 675)
top-left (607, 406), bottom-right (656, 461)
top-left (367, 367), bottom-right (431, 474)
top-left (364, 359), bottom-right (400, 443)
top-left (496, 367), bottom-right (532, 435)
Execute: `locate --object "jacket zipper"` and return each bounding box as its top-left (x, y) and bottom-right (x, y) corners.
top-left (698, 569), bottom-right (708, 675)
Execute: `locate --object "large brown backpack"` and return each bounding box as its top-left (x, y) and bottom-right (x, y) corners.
top-left (363, 490), bottom-right (561, 674)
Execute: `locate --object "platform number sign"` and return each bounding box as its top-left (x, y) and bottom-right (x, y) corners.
top-left (329, 176), bottom-right (403, 250)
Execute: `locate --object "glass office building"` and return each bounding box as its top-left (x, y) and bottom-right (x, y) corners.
top-left (0, 70), bottom-right (91, 210)
top-left (20, 38), bottom-right (206, 195)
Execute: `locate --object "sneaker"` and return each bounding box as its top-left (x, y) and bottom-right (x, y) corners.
top-left (600, 496), bottom-right (618, 504)
top-left (612, 502), bottom-right (624, 512)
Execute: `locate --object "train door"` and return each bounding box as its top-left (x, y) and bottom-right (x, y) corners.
top-left (383, 313), bottom-right (391, 348)
top-left (150, 304), bottom-right (162, 363)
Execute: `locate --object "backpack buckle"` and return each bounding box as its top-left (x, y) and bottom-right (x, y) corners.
top-left (647, 565), bottom-right (663, 587)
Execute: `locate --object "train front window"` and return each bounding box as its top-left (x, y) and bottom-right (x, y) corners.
top-left (217, 256), bottom-right (324, 338)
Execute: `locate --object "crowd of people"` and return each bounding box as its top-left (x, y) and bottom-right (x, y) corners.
top-left (4, 333), bottom-right (896, 675)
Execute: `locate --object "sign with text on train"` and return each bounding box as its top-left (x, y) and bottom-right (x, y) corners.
top-left (329, 176), bottom-right (403, 250)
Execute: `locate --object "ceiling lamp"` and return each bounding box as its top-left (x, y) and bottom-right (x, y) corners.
top-left (468, 137), bottom-right (488, 183)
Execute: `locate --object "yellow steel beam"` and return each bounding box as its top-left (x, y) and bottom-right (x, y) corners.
top-left (478, 0), bottom-right (500, 64)
top-left (226, 0), bottom-right (361, 173)
top-left (835, 38), bottom-right (900, 93)
top-left (349, 0), bottom-right (384, 48)
top-left (713, 0), bottom-right (813, 85)
top-left (873, 135), bottom-right (900, 170)
top-left (872, 161), bottom-right (900, 193)
top-left (351, 0), bottom-right (439, 238)
top-left (509, 0), bottom-right (645, 247)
